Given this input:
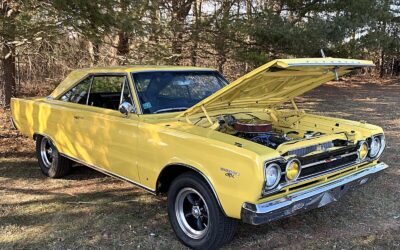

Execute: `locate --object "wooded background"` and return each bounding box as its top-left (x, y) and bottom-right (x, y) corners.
top-left (1, 0), bottom-right (399, 107)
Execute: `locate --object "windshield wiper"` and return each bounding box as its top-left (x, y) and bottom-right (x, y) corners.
top-left (153, 107), bottom-right (189, 114)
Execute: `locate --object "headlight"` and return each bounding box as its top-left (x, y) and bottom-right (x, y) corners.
top-left (369, 134), bottom-right (386, 159)
top-left (285, 159), bottom-right (301, 181)
top-left (369, 137), bottom-right (381, 158)
top-left (358, 141), bottom-right (368, 160)
top-left (264, 163), bottom-right (281, 190)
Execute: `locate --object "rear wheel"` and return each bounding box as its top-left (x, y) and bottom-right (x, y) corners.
top-left (167, 172), bottom-right (237, 249)
top-left (36, 135), bottom-right (71, 178)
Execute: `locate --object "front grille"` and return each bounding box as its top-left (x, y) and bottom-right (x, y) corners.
top-left (272, 143), bottom-right (358, 187)
top-left (287, 141), bottom-right (334, 157)
top-left (298, 144), bottom-right (359, 179)
top-left (300, 153), bottom-right (358, 177)
top-left (264, 143), bottom-right (360, 196)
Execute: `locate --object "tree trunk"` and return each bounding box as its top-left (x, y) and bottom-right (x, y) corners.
top-left (394, 59), bottom-right (400, 76)
top-left (170, 0), bottom-right (194, 65)
top-left (380, 49), bottom-right (385, 78)
top-left (150, 0), bottom-right (161, 43)
top-left (190, 0), bottom-right (201, 66)
top-left (117, 32), bottom-right (130, 56)
top-left (214, 0), bottom-right (231, 74)
top-left (88, 42), bottom-right (100, 66)
top-left (1, 1), bottom-right (18, 107)
top-left (0, 46), bottom-right (16, 107)
top-left (217, 54), bottom-right (226, 74)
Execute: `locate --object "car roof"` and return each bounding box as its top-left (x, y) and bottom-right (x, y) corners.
top-left (49, 65), bottom-right (218, 98)
top-left (74, 65), bottom-right (216, 73)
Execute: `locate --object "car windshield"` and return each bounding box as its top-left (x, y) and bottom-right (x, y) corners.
top-left (132, 71), bottom-right (227, 114)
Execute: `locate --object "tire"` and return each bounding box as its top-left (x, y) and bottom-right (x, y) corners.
top-left (36, 135), bottom-right (71, 178)
top-left (167, 172), bottom-right (237, 249)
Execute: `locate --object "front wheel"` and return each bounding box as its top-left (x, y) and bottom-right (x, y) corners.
top-left (167, 172), bottom-right (237, 249)
top-left (36, 135), bottom-right (71, 178)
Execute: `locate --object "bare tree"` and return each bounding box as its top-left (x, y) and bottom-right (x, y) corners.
top-left (0, 0), bottom-right (18, 107)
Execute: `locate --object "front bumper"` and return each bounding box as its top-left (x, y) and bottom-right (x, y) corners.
top-left (241, 162), bottom-right (388, 225)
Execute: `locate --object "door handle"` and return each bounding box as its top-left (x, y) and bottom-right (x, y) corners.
top-left (73, 115), bottom-right (84, 120)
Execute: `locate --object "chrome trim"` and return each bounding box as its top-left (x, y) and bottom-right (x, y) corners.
top-left (130, 69), bottom-right (219, 74)
top-left (40, 137), bottom-right (54, 168)
top-left (60, 153), bottom-right (156, 194)
top-left (368, 136), bottom-right (381, 158)
top-left (175, 187), bottom-right (209, 239)
top-left (377, 135), bottom-right (386, 158)
top-left (285, 141), bottom-right (335, 157)
top-left (85, 75), bottom-right (94, 105)
top-left (127, 74), bottom-right (143, 114)
top-left (245, 162), bottom-right (388, 215)
top-left (55, 72), bottom-right (138, 114)
top-left (263, 141), bottom-right (371, 196)
top-left (264, 163), bottom-right (281, 190)
top-left (369, 134), bottom-right (386, 160)
top-left (262, 157), bottom-right (286, 194)
top-left (55, 72), bottom-right (130, 100)
top-left (278, 137), bottom-right (335, 154)
top-left (300, 160), bottom-right (360, 180)
top-left (263, 159), bottom-right (369, 196)
top-left (301, 151), bottom-right (358, 169)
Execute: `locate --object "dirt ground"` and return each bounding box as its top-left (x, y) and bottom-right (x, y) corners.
top-left (1, 77), bottom-right (399, 249)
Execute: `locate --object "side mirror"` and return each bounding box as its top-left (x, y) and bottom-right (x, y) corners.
top-left (119, 102), bottom-right (135, 116)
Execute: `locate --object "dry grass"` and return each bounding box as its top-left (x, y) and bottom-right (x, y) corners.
top-left (1, 76), bottom-right (400, 249)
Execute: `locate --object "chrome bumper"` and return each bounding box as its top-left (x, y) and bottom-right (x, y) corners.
top-left (241, 162), bottom-right (388, 225)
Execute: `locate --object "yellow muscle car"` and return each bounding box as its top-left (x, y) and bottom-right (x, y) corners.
top-left (11, 58), bottom-right (388, 249)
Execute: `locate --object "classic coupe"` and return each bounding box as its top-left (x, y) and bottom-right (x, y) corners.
top-left (11, 58), bottom-right (387, 249)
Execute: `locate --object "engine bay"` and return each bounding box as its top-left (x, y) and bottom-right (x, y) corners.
top-left (216, 114), bottom-right (326, 150)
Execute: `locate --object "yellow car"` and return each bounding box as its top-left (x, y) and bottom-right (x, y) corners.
top-left (11, 58), bottom-right (387, 249)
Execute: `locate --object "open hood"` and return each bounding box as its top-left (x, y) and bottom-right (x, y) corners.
top-left (179, 58), bottom-right (374, 118)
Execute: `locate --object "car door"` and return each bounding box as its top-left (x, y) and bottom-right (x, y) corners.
top-left (49, 75), bottom-right (93, 158)
top-left (57, 73), bottom-right (141, 183)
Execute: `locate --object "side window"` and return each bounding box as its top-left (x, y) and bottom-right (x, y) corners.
top-left (60, 77), bottom-right (92, 104)
top-left (87, 75), bottom-right (127, 110)
top-left (90, 76), bottom-right (123, 93)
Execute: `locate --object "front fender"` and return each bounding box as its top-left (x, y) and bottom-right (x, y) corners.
top-left (137, 121), bottom-right (278, 219)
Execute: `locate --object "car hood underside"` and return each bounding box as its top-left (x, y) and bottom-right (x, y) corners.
top-left (178, 58), bottom-right (374, 118)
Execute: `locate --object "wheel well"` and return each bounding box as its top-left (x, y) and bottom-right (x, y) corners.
top-left (33, 133), bottom-right (39, 140)
top-left (33, 133), bottom-right (43, 141)
top-left (156, 164), bottom-right (195, 194)
top-left (156, 164), bottom-right (227, 216)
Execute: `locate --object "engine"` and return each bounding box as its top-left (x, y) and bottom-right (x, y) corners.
top-left (217, 114), bottom-right (324, 149)
top-left (238, 132), bottom-right (291, 149)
